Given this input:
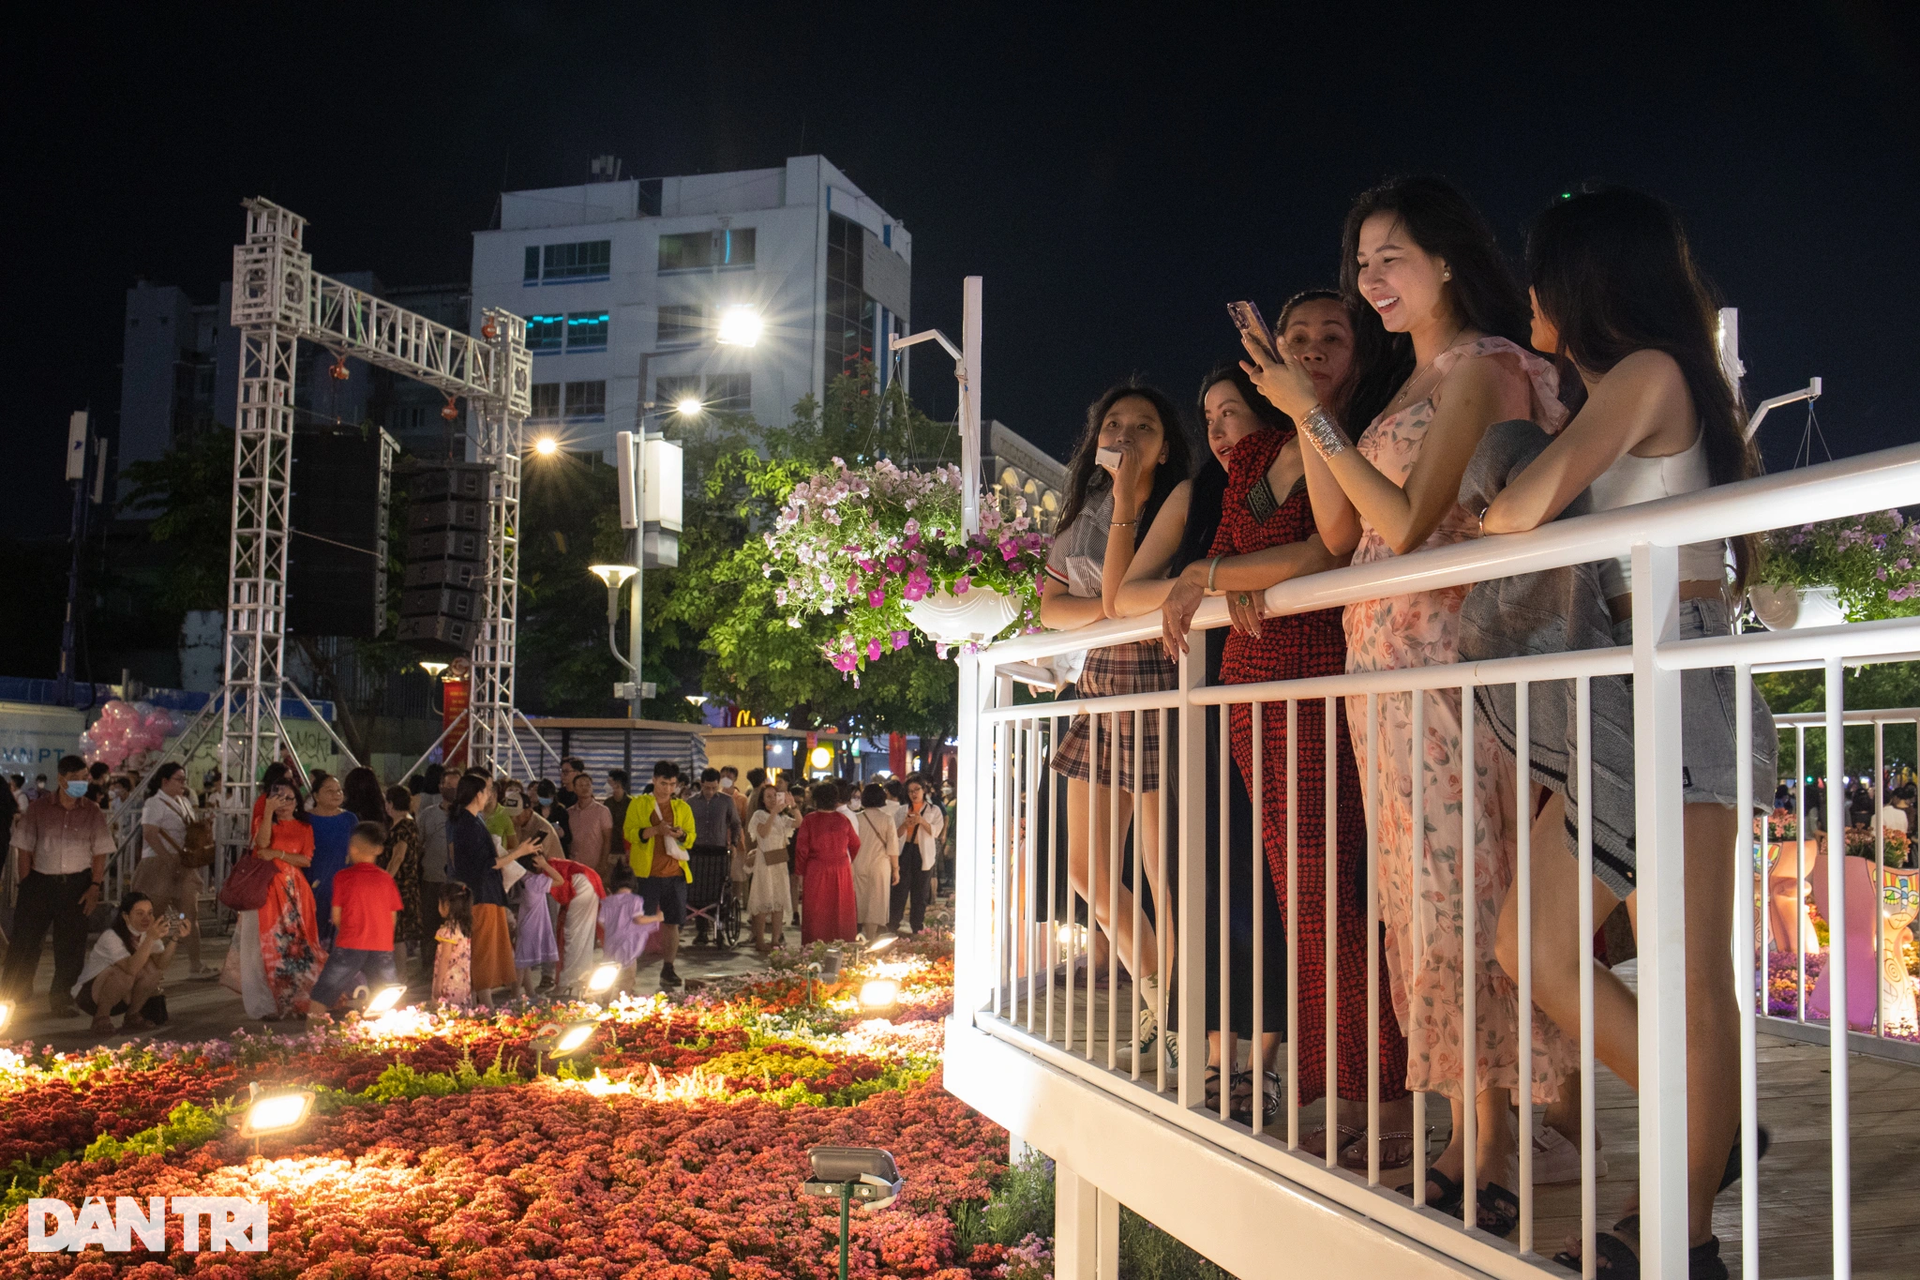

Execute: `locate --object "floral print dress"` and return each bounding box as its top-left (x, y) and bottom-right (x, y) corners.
top-left (433, 924), bottom-right (471, 1007)
top-left (1340, 336), bottom-right (1575, 1103)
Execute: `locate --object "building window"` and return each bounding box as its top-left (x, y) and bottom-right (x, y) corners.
top-left (526, 315), bottom-right (564, 354)
top-left (656, 375), bottom-right (702, 413)
top-left (824, 213), bottom-right (875, 385)
top-left (530, 383), bottom-right (561, 421)
top-left (563, 380), bottom-right (606, 421)
top-left (566, 310), bottom-right (609, 351)
top-left (526, 240), bottom-right (611, 283)
top-left (656, 304), bottom-right (706, 346)
top-left (707, 373), bottom-right (751, 413)
top-left (657, 228), bottom-right (756, 274)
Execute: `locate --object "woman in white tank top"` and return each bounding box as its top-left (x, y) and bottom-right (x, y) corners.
top-left (1477, 187), bottom-right (1773, 1275)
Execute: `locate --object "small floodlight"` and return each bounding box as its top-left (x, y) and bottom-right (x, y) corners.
top-left (419, 660), bottom-right (450, 679)
top-left (551, 1021), bottom-right (598, 1055)
top-left (715, 305), bottom-right (762, 348)
top-left (534, 436), bottom-right (559, 457)
top-left (585, 962), bottom-right (621, 996)
top-left (0, 1000), bottom-right (12, 1033)
top-left (675, 396), bottom-right (704, 417)
top-left (809, 746), bottom-right (833, 770)
top-left (241, 1091), bottom-right (315, 1137)
top-left (365, 984), bottom-right (408, 1015)
top-left (858, 979), bottom-right (899, 1009)
top-left (588, 564), bottom-right (639, 589)
top-left (866, 935), bottom-right (896, 954)
top-left (803, 1146), bottom-right (905, 1280)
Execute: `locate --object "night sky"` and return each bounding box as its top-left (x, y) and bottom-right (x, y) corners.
top-left (8, 2), bottom-right (1915, 537)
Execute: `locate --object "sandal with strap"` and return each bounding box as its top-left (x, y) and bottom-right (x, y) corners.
top-left (1337, 1125), bottom-right (1430, 1172)
top-left (1476, 1182), bottom-right (1520, 1239)
top-left (1718, 1126), bottom-right (1770, 1192)
top-left (1229, 1069), bottom-right (1282, 1128)
top-left (1552, 1218), bottom-right (1728, 1280)
top-left (1203, 1065), bottom-right (1222, 1113)
top-left (1402, 1166), bottom-right (1464, 1216)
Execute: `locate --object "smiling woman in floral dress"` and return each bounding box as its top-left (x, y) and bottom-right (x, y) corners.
top-left (1243, 176), bottom-right (1575, 1234)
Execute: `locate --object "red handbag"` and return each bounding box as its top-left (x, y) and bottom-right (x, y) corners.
top-left (218, 853), bottom-right (277, 911)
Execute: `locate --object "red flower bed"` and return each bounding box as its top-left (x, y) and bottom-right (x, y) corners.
top-left (3, 1079), bottom-right (1004, 1278)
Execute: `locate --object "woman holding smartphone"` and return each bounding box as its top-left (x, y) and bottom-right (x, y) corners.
top-left (1478, 186), bottom-right (1771, 1275)
top-left (1241, 177), bottom-right (1573, 1233)
top-left (1041, 381), bottom-right (1192, 1063)
top-left (238, 781), bottom-right (325, 1021)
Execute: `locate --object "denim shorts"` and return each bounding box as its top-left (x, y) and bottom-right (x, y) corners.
top-left (1610, 595), bottom-right (1777, 815)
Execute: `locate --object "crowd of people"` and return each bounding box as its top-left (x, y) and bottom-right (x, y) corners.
top-left (1030, 178), bottom-right (1790, 1273)
top-left (2, 753), bottom-right (955, 1035)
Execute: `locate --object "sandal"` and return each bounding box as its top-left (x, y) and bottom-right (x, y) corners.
top-left (1476, 1181), bottom-right (1520, 1239)
top-left (1203, 1065), bottom-right (1222, 1112)
top-left (90, 1014), bottom-right (116, 1033)
top-left (1338, 1125), bottom-right (1429, 1172)
top-left (1402, 1166), bottom-right (1464, 1216)
top-left (1552, 1217), bottom-right (1728, 1279)
top-left (1229, 1069), bottom-right (1282, 1128)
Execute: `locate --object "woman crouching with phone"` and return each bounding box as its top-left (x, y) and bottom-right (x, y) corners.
top-left (1040, 381), bottom-right (1192, 1065)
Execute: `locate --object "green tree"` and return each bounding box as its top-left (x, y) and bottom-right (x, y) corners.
top-left (654, 367), bottom-right (961, 738)
top-left (1757, 661), bottom-right (1920, 779)
top-left (116, 427), bottom-right (236, 613)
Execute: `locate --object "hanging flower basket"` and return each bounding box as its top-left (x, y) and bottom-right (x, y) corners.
top-left (759, 457), bottom-right (1051, 679)
top-left (903, 584), bottom-right (1020, 646)
top-left (1749, 583), bottom-right (1844, 631)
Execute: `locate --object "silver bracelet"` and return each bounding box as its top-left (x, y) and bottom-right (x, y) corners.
top-left (1298, 404), bottom-right (1351, 459)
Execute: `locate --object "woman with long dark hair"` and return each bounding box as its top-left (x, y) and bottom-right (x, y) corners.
top-left (1042, 381), bottom-right (1193, 1062)
top-left (131, 761), bottom-right (213, 978)
top-left (1479, 185), bottom-right (1773, 1274)
top-left (1242, 176), bottom-right (1573, 1232)
top-left (342, 766), bottom-right (387, 825)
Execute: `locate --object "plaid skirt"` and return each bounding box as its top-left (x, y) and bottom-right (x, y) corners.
top-left (1049, 641), bottom-right (1177, 792)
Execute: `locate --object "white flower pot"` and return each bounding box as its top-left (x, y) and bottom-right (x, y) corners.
top-left (903, 586), bottom-right (1019, 645)
top-left (1750, 583), bottom-right (1844, 631)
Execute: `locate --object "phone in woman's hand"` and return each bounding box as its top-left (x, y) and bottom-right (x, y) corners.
top-left (1228, 300), bottom-right (1275, 353)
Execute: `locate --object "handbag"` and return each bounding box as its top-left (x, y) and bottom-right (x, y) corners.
top-left (218, 853), bottom-right (277, 911)
top-left (180, 813), bottom-right (217, 869)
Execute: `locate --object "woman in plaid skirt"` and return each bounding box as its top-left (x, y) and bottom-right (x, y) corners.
top-left (1041, 382), bottom-right (1193, 1061)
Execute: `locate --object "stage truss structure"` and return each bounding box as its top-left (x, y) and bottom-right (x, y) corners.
top-left (219, 198), bottom-right (530, 836)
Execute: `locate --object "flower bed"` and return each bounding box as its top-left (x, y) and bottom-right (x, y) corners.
top-left (0, 937), bottom-right (1015, 1278)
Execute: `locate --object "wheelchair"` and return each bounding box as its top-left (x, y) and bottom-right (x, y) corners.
top-left (685, 848), bottom-right (742, 949)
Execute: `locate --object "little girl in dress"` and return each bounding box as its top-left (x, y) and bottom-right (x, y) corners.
top-left (433, 882), bottom-right (473, 1007)
top-left (596, 868), bottom-right (664, 995)
top-left (513, 851), bottom-right (566, 996)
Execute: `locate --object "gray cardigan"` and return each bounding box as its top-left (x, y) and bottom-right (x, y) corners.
top-left (1456, 419), bottom-right (1638, 895)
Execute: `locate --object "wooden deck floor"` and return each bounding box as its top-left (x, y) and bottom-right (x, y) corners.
top-left (992, 970), bottom-right (1920, 1278)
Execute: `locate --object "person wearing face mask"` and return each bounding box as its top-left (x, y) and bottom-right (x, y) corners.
top-left (2, 755), bottom-right (117, 1015)
top-left (1241, 176), bottom-right (1574, 1235)
top-left (1041, 381), bottom-right (1194, 1067)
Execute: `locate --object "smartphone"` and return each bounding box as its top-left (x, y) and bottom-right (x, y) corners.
top-left (1095, 446), bottom-right (1124, 472)
top-left (1227, 300), bottom-right (1275, 351)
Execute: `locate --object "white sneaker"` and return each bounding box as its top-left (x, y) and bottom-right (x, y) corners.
top-left (1136, 974), bottom-right (1161, 1052)
top-left (1532, 1125), bottom-right (1606, 1184)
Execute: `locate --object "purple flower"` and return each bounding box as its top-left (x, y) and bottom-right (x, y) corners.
top-left (886, 555), bottom-right (907, 573)
top-left (858, 558), bottom-right (876, 573)
top-left (847, 573), bottom-right (862, 595)
top-left (968, 548), bottom-right (985, 565)
top-left (905, 533), bottom-right (921, 551)
top-left (954, 575), bottom-right (971, 595)
top-left (868, 588), bottom-right (887, 608)
top-left (867, 638), bottom-right (883, 661)
top-left (830, 652), bottom-right (858, 673)
top-left (936, 643), bottom-right (950, 659)
top-left (891, 629), bottom-right (911, 650)
top-left (1000, 540), bottom-right (1018, 562)
top-left (904, 518), bottom-right (920, 537)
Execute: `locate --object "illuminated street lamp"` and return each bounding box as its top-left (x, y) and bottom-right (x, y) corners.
top-left (676, 395), bottom-right (704, 417)
top-left (533, 436), bottom-right (560, 457)
top-left (589, 563), bottom-right (641, 680)
top-left (714, 304), bottom-right (763, 348)
top-left (418, 660), bottom-right (449, 679)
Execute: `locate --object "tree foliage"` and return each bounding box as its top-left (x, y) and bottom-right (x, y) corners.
top-left (116, 426), bottom-right (236, 614)
top-left (655, 367), bottom-right (962, 738)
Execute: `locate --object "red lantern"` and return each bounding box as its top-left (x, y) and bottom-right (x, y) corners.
top-left (481, 317), bottom-right (499, 341)
top-left (329, 354), bottom-right (350, 382)
top-left (441, 396), bottom-right (460, 422)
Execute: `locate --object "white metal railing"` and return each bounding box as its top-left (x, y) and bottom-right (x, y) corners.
top-left (1763, 707), bottom-right (1919, 1060)
top-left (944, 441), bottom-right (1920, 1280)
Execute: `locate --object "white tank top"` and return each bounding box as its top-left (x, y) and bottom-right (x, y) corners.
top-left (1587, 428), bottom-right (1726, 598)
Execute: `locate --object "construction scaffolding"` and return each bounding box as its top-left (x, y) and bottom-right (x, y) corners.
top-left (219, 198), bottom-right (530, 840)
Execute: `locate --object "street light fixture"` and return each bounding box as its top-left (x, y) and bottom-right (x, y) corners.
top-left (418, 661), bottom-right (449, 679)
top-left (533, 436), bottom-right (560, 457)
top-left (675, 396), bottom-right (704, 417)
top-left (588, 564), bottom-right (641, 676)
top-left (714, 304), bottom-right (762, 348)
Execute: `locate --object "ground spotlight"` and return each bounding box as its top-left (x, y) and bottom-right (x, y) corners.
top-left (585, 962), bottom-right (621, 996)
top-left (858, 979), bottom-right (899, 1009)
top-left (549, 1021), bottom-right (598, 1056)
top-left (240, 1090), bottom-right (315, 1138)
top-left (865, 935), bottom-right (896, 954)
top-left (365, 984), bottom-right (408, 1014)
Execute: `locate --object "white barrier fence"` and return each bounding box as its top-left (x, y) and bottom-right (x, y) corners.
top-left (942, 441), bottom-right (1920, 1280)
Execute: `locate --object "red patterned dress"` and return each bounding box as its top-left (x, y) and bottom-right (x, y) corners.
top-left (1208, 427), bottom-right (1408, 1104)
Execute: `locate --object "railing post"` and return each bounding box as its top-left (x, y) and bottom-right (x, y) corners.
top-left (953, 650), bottom-right (991, 1020)
top-left (1630, 543), bottom-right (1688, 1280)
top-left (1175, 641), bottom-right (1208, 1109)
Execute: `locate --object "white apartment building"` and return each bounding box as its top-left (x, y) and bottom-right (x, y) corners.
top-left (469, 155), bottom-right (912, 454)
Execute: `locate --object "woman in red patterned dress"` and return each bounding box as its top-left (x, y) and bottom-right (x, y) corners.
top-left (1162, 297), bottom-right (1412, 1160)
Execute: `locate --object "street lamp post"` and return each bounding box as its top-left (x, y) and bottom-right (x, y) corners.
top-left (889, 277), bottom-right (983, 536)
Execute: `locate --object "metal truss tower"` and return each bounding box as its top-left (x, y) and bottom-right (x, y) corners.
top-left (219, 199), bottom-right (530, 830)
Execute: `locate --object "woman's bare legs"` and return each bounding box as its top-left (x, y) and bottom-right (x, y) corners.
top-left (1496, 792), bottom-right (1742, 1246)
top-left (1065, 773), bottom-right (1158, 981)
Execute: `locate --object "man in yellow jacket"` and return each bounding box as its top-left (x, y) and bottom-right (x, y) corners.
top-left (622, 759), bottom-right (696, 988)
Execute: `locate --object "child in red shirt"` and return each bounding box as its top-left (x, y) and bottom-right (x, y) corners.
top-left (307, 822), bottom-right (404, 1017)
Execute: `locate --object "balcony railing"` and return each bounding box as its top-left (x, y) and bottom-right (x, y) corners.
top-left (942, 441), bottom-right (1920, 1280)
